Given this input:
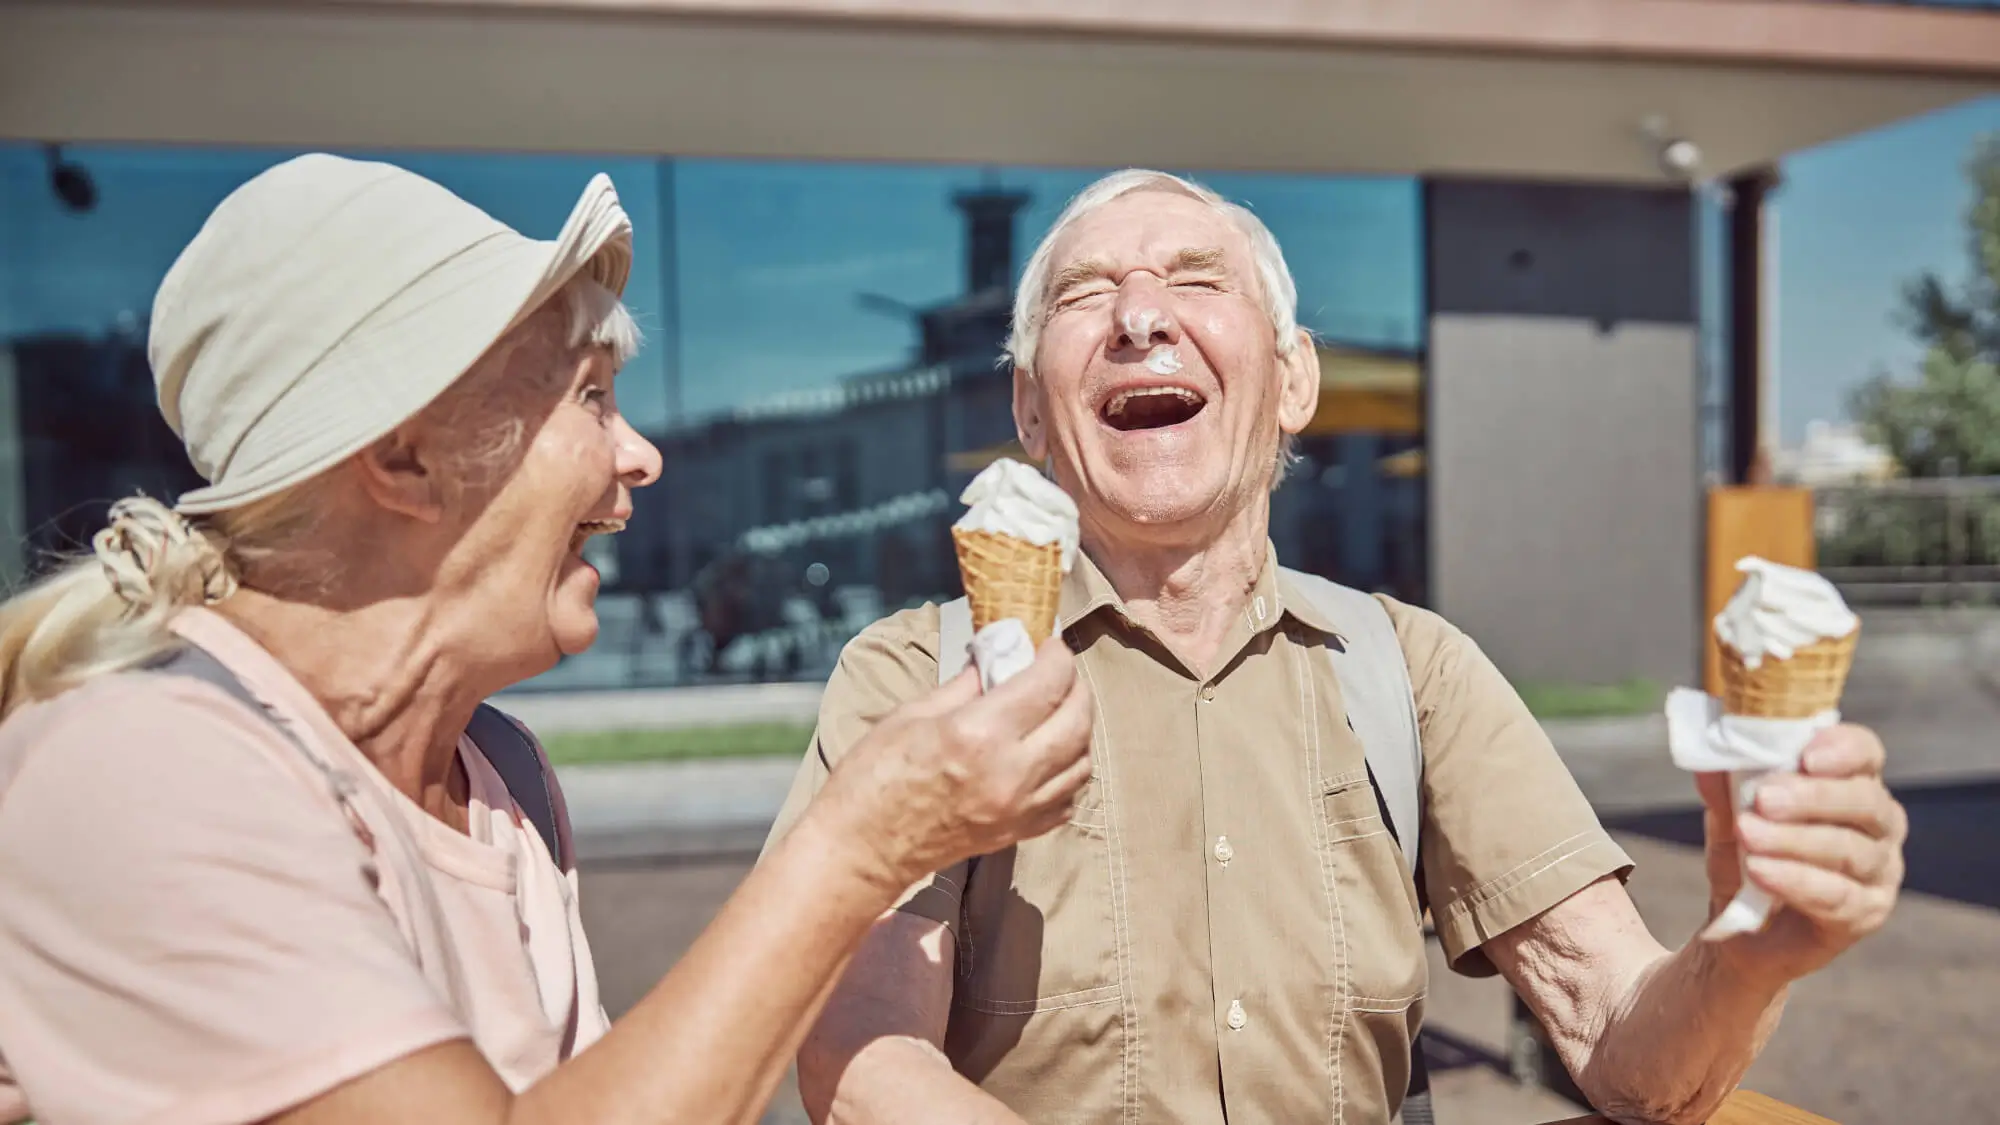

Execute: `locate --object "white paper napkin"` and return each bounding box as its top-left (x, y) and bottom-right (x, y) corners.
top-left (1663, 687), bottom-right (1838, 941)
top-left (969, 619), bottom-right (1036, 692)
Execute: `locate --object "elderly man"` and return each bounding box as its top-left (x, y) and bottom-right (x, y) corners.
top-left (763, 169), bottom-right (1907, 1124)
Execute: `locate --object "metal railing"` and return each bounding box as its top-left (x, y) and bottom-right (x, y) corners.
top-left (1814, 477), bottom-right (2000, 605)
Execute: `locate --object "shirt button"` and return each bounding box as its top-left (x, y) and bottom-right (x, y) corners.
top-left (1227, 999), bottom-right (1247, 1030)
top-left (1199, 683), bottom-right (1216, 702)
top-left (1213, 835), bottom-right (1234, 865)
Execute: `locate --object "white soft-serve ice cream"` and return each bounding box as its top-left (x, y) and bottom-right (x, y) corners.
top-left (1714, 557), bottom-right (1859, 670)
top-left (1668, 555), bottom-right (1862, 941)
top-left (953, 459), bottom-right (1080, 690)
top-left (954, 458), bottom-right (1081, 571)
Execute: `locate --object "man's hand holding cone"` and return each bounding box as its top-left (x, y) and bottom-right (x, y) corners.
top-left (1666, 556), bottom-right (1906, 983)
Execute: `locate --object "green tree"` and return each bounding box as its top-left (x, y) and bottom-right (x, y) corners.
top-left (1850, 132), bottom-right (2000, 478)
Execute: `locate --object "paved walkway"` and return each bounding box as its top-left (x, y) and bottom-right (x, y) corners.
top-left (560, 757), bottom-right (799, 862)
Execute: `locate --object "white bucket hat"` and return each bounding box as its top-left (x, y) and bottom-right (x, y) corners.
top-left (149, 152), bottom-right (633, 515)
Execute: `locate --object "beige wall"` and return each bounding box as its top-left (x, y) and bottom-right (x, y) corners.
top-left (1427, 181), bottom-right (1703, 688)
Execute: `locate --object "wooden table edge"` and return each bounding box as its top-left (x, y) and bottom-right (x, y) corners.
top-left (1541, 1089), bottom-right (1840, 1124)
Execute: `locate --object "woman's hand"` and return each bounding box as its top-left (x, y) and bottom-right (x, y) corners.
top-left (818, 636), bottom-right (1095, 893)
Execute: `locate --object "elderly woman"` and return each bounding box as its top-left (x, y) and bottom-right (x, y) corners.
top-left (0, 154), bottom-right (1092, 1125)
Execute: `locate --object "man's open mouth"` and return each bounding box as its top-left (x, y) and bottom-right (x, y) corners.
top-left (570, 518), bottom-right (627, 555)
top-left (1100, 386), bottom-right (1208, 432)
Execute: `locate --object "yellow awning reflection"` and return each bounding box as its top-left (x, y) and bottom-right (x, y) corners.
top-left (1377, 447), bottom-right (1424, 478)
top-left (1306, 343), bottom-right (1421, 437)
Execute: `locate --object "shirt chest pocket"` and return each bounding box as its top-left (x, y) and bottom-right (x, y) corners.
top-left (953, 783), bottom-right (1121, 1017)
top-left (1319, 772), bottom-right (1428, 1017)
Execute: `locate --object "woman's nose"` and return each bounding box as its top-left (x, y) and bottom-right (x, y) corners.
top-left (614, 416), bottom-right (663, 487)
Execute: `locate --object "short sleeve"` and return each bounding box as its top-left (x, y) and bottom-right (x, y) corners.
top-left (1380, 596), bottom-right (1636, 977)
top-left (760, 604), bottom-right (968, 936)
top-left (0, 678), bottom-right (465, 1125)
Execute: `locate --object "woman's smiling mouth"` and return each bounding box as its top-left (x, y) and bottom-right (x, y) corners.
top-left (569, 518), bottom-right (627, 556)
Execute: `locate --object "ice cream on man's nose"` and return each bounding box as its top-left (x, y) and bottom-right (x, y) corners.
top-left (951, 459), bottom-right (1079, 688)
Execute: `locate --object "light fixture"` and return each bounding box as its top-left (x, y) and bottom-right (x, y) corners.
top-left (1639, 115), bottom-right (1702, 182)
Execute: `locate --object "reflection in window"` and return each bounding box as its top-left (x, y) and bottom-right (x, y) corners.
top-left (0, 143), bottom-right (1423, 692)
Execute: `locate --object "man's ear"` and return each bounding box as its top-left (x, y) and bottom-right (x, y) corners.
top-left (1013, 366), bottom-right (1050, 462)
top-left (351, 425), bottom-right (448, 524)
top-left (1277, 329), bottom-right (1320, 438)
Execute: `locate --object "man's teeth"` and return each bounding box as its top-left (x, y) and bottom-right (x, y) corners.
top-left (1107, 387), bottom-right (1203, 417)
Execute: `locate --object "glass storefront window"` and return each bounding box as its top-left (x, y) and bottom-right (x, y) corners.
top-left (0, 143), bottom-right (1423, 692)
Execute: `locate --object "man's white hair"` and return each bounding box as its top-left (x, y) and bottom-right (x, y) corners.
top-left (1004, 169), bottom-right (1310, 489)
top-left (1004, 169), bottom-right (1303, 377)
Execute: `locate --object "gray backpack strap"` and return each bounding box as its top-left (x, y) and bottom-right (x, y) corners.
top-left (1283, 569), bottom-right (1424, 882)
top-left (938, 596), bottom-right (974, 686)
top-left (149, 644), bottom-right (566, 869)
top-left (145, 645), bottom-right (365, 829)
top-left (466, 704), bottom-right (566, 869)
top-left (150, 645), bottom-right (282, 734)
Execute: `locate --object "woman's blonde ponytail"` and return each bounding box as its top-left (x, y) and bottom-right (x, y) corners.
top-left (0, 496), bottom-right (236, 721)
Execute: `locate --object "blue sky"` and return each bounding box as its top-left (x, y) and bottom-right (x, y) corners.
top-left (2, 92), bottom-right (1996, 444)
top-left (1773, 95), bottom-right (2000, 442)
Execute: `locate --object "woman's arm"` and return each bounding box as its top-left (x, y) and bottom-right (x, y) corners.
top-left (276, 639), bottom-right (1094, 1125)
top-left (519, 801), bottom-right (926, 1125)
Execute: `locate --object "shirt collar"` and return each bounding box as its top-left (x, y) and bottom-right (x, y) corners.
top-left (1057, 540), bottom-right (1346, 643)
top-left (1272, 564), bottom-right (1347, 640)
top-left (1057, 547), bottom-right (1122, 633)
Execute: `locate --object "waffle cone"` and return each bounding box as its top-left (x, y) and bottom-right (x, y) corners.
top-left (951, 527), bottom-right (1063, 647)
top-left (1718, 628), bottom-right (1859, 719)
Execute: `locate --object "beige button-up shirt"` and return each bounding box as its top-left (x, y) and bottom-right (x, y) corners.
top-left (768, 546), bottom-right (1632, 1123)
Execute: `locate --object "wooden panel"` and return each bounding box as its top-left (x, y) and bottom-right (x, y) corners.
top-left (1543, 1088), bottom-right (1841, 1124)
top-left (1702, 485), bottom-right (1816, 696)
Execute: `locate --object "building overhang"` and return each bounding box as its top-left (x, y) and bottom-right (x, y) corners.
top-left (2, 1), bottom-right (1996, 183)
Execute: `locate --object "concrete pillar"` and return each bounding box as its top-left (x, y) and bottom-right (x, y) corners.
top-left (1425, 179), bottom-right (1702, 688)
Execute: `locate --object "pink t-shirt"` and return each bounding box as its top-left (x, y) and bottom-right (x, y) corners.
top-left (0, 609), bottom-right (610, 1125)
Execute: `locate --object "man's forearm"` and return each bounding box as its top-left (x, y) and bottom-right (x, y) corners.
top-left (1579, 940), bottom-right (1788, 1124)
